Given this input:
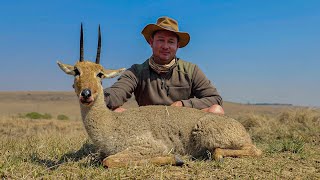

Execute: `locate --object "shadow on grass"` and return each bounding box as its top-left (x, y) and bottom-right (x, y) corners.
top-left (30, 142), bottom-right (104, 170)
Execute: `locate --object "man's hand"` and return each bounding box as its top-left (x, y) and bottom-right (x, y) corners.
top-left (113, 107), bottom-right (127, 112)
top-left (171, 101), bottom-right (183, 107)
top-left (202, 104), bottom-right (225, 115)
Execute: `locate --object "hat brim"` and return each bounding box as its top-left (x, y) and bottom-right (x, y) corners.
top-left (141, 24), bottom-right (190, 48)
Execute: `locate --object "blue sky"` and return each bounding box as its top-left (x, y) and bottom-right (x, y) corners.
top-left (0, 0), bottom-right (319, 107)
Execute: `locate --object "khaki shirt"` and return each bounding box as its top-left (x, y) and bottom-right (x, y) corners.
top-left (104, 59), bottom-right (222, 109)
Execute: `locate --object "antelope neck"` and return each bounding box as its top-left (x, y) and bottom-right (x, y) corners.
top-left (80, 90), bottom-right (112, 122)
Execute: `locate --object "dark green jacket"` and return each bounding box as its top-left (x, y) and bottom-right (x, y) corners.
top-left (104, 58), bottom-right (222, 109)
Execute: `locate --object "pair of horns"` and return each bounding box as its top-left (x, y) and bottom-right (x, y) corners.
top-left (80, 23), bottom-right (101, 64)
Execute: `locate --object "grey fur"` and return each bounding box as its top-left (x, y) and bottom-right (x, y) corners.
top-left (80, 85), bottom-right (259, 159)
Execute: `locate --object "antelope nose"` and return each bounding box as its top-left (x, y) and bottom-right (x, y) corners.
top-left (81, 89), bottom-right (91, 99)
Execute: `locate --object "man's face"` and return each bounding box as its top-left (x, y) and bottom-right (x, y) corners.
top-left (149, 30), bottom-right (179, 65)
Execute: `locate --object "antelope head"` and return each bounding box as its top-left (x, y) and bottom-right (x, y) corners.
top-left (57, 24), bottom-right (125, 106)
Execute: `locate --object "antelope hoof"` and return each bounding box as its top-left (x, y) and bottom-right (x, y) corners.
top-left (102, 157), bottom-right (121, 168)
top-left (213, 148), bottom-right (223, 162)
top-left (102, 157), bottom-right (110, 168)
top-left (175, 155), bottom-right (184, 166)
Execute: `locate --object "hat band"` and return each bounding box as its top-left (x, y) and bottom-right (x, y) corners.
top-left (159, 25), bottom-right (178, 32)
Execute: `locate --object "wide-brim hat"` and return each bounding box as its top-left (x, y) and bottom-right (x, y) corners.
top-left (141, 17), bottom-right (190, 48)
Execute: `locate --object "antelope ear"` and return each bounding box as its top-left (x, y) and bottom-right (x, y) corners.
top-left (57, 61), bottom-right (76, 75)
top-left (102, 68), bottom-right (126, 78)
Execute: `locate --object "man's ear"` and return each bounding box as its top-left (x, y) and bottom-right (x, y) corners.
top-left (148, 37), bottom-right (153, 47)
top-left (57, 61), bottom-right (76, 75)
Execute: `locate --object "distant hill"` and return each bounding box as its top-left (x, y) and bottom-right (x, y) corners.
top-left (247, 103), bottom-right (293, 106)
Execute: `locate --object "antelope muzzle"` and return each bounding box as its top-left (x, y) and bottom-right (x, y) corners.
top-left (80, 88), bottom-right (94, 105)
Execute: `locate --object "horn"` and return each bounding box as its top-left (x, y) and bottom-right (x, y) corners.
top-left (96, 25), bottom-right (101, 64)
top-left (80, 23), bottom-right (84, 62)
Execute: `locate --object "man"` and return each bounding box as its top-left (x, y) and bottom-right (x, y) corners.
top-left (104, 16), bottom-right (224, 114)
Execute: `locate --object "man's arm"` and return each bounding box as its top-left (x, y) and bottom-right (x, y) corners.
top-left (180, 65), bottom-right (223, 109)
top-left (104, 67), bottom-right (138, 110)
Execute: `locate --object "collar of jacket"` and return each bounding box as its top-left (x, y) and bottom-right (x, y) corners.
top-left (148, 56), bottom-right (178, 74)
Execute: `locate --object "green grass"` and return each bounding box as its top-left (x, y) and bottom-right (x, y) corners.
top-left (266, 138), bottom-right (305, 154)
top-left (281, 138), bottom-right (305, 154)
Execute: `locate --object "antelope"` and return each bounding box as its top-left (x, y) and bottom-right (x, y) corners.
top-left (57, 24), bottom-right (262, 168)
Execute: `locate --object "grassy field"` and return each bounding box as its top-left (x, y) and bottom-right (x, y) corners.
top-left (0, 92), bottom-right (319, 179)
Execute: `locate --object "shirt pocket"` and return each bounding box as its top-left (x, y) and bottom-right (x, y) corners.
top-left (167, 85), bottom-right (191, 102)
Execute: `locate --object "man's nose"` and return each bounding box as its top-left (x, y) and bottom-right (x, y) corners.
top-left (162, 42), bottom-right (169, 49)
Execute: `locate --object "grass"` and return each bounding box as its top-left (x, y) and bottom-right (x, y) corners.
top-left (266, 138), bottom-right (305, 154)
top-left (0, 108), bottom-right (319, 179)
top-left (238, 108), bottom-right (320, 144)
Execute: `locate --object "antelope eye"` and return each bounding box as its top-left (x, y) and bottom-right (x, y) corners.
top-left (97, 72), bottom-right (104, 78)
top-left (74, 68), bottom-right (80, 76)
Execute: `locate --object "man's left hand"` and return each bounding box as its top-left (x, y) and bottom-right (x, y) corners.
top-left (171, 101), bottom-right (183, 107)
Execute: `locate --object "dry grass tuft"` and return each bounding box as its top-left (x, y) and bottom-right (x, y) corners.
top-left (238, 108), bottom-right (320, 144)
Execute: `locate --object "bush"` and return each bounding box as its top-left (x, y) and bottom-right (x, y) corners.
top-left (24, 112), bottom-right (52, 120)
top-left (57, 114), bottom-right (69, 120)
top-left (25, 112), bottom-right (43, 119)
top-left (42, 113), bottom-right (52, 119)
